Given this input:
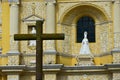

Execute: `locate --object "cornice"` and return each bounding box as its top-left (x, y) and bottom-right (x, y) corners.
top-left (0, 64), bottom-right (120, 74)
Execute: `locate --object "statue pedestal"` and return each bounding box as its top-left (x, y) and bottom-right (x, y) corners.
top-left (76, 54), bottom-right (94, 66)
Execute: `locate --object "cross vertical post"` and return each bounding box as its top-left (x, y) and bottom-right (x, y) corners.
top-left (36, 21), bottom-right (43, 80)
top-left (14, 20), bottom-right (64, 80)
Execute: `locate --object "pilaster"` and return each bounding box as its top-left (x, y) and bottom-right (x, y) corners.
top-left (44, 0), bottom-right (56, 64)
top-left (8, 1), bottom-right (19, 54)
top-left (7, 0), bottom-right (20, 65)
top-left (113, 0), bottom-right (120, 50)
top-left (45, 0), bottom-right (56, 52)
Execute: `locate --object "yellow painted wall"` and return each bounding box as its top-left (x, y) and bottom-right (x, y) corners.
top-left (100, 55), bottom-right (113, 65)
top-left (57, 56), bottom-right (76, 66)
top-left (94, 55), bottom-right (113, 65)
top-left (94, 57), bottom-right (101, 65)
top-left (1, 57), bottom-right (8, 65)
top-left (57, 54), bottom-right (113, 66)
top-left (2, 2), bottom-right (10, 54)
top-left (72, 58), bottom-right (77, 66)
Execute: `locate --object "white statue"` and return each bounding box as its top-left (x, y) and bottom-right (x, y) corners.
top-left (79, 31), bottom-right (91, 54)
top-left (29, 27), bottom-right (36, 46)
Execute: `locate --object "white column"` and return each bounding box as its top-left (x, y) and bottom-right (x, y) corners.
top-left (45, 1), bottom-right (56, 52)
top-left (8, 3), bottom-right (19, 53)
top-left (113, 0), bottom-right (120, 50)
top-left (114, 0), bottom-right (120, 33)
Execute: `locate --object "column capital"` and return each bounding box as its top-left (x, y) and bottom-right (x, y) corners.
top-left (8, 0), bottom-right (20, 5)
top-left (114, 0), bottom-right (120, 4)
top-left (45, 0), bottom-right (56, 5)
top-left (45, 0), bottom-right (56, 2)
top-left (10, 3), bottom-right (19, 7)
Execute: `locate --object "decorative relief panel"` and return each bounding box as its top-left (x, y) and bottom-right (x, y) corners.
top-left (113, 53), bottom-right (120, 63)
top-left (21, 55), bottom-right (36, 66)
top-left (8, 55), bottom-right (19, 65)
top-left (62, 25), bottom-right (72, 53)
top-left (113, 73), bottom-right (120, 80)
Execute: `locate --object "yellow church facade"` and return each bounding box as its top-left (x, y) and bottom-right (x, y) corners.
top-left (0, 0), bottom-right (120, 80)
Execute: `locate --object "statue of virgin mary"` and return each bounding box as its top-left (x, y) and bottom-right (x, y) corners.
top-left (79, 31), bottom-right (91, 54)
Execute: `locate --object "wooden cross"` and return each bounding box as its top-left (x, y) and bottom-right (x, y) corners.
top-left (14, 20), bottom-right (64, 80)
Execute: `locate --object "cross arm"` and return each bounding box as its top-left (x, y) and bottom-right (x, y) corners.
top-left (14, 34), bottom-right (64, 40)
top-left (42, 34), bottom-right (64, 40)
top-left (14, 34), bottom-right (36, 40)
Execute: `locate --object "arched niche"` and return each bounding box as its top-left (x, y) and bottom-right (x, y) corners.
top-left (57, 3), bottom-right (113, 54)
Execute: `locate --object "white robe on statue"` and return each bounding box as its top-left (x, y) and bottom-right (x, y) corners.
top-left (79, 31), bottom-right (91, 54)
